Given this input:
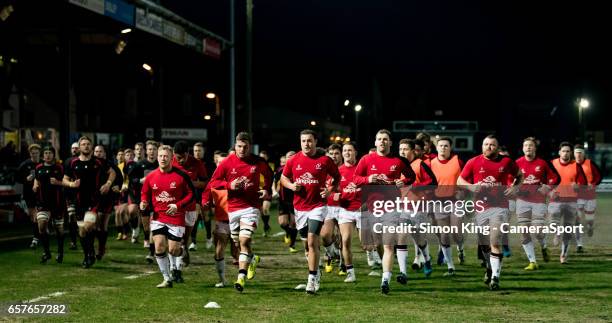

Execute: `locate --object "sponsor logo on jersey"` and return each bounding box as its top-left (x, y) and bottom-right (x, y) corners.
top-left (535, 166), bottom-right (541, 172)
top-left (231, 168), bottom-right (237, 175)
top-left (478, 176), bottom-right (499, 187)
top-left (523, 174), bottom-right (540, 185)
top-left (479, 167), bottom-right (485, 174)
top-left (315, 163), bottom-right (322, 170)
top-left (342, 182), bottom-right (361, 193)
top-left (390, 165), bottom-right (397, 172)
top-left (371, 165), bottom-right (378, 171)
top-left (296, 164), bottom-right (302, 171)
top-left (152, 184), bottom-right (158, 190)
top-left (295, 172), bottom-right (319, 185)
top-left (156, 191), bottom-right (176, 203)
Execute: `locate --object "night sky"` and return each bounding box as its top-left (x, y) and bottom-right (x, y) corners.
top-left (163, 0), bottom-right (611, 133)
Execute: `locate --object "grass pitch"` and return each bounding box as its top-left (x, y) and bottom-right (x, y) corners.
top-left (1, 195), bottom-right (611, 322)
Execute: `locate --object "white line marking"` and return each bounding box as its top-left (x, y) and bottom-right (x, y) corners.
top-left (24, 292), bottom-right (66, 303)
top-left (124, 271), bottom-right (156, 279)
top-left (273, 231), bottom-right (285, 237)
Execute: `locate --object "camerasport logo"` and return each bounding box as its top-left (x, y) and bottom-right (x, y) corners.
top-left (295, 172), bottom-right (319, 185)
top-left (156, 191), bottom-right (176, 203)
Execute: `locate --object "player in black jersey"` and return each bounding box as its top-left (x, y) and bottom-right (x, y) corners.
top-left (62, 136), bottom-right (116, 268)
top-left (33, 146), bottom-right (65, 264)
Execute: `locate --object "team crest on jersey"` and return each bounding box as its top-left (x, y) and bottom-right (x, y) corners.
top-left (315, 163), bottom-right (322, 170)
top-left (390, 165), bottom-right (397, 172)
top-left (231, 168), bottom-right (237, 175)
top-left (296, 164), bottom-right (302, 171)
top-left (170, 182), bottom-right (176, 189)
top-left (152, 184), bottom-right (158, 190)
top-left (479, 167), bottom-right (485, 174)
top-left (535, 166), bottom-right (541, 172)
top-left (371, 165), bottom-right (378, 171)
top-left (341, 176), bottom-right (346, 181)
top-left (250, 166), bottom-right (256, 174)
top-left (498, 167), bottom-right (505, 173)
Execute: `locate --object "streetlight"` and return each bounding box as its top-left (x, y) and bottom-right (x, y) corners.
top-left (121, 28), bottom-right (132, 34)
top-left (344, 99), bottom-right (350, 107)
top-left (354, 104), bottom-right (362, 143)
top-left (142, 63), bottom-right (153, 74)
top-left (578, 97), bottom-right (590, 141)
top-left (205, 92), bottom-right (221, 116)
top-left (310, 120), bottom-right (317, 126)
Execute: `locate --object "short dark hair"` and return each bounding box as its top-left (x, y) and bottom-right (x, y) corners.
top-left (42, 146), bottom-right (56, 156)
top-left (194, 142), bottom-right (204, 148)
top-left (523, 137), bottom-right (538, 146)
top-left (236, 132), bottom-right (251, 143)
top-left (437, 136), bottom-right (453, 146)
top-left (213, 150), bottom-right (222, 155)
top-left (327, 144), bottom-right (342, 152)
top-left (145, 140), bottom-right (159, 148)
top-left (78, 136), bottom-right (92, 145)
top-left (300, 129), bottom-right (318, 141)
top-left (559, 141), bottom-right (572, 150)
top-left (484, 134), bottom-right (498, 141)
top-left (218, 152), bottom-right (228, 158)
top-left (574, 144), bottom-right (584, 150)
top-left (416, 132), bottom-right (431, 142)
top-left (343, 141), bottom-right (357, 151)
top-left (173, 140), bottom-right (189, 154)
top-left (376, 129), bottom-right (392, 140)
top-left (412, 139), bottom-right (425, 149)
top-left (398, 138), bottom-right (410, 146)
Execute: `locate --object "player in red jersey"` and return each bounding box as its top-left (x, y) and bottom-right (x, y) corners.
top-left (207, 132), bottom-right (273, 292)
top-left (140, 145), bottom-right (194, 288)
top-left (353, 129), bottom-right (416, 294)
top-left (515, 137), bottom-right (560, 269)
top-left (323, 143), bottom-right (343, 274)
top-left (457, 135), bottom-right (522, 290)
top-left (573, 144), bottom-right (602, 251)
top-left (281, 130), bottom-right (340, 294)
top-left (171, 141), bottom-right (208, 273)
top-left (333, 142), bottom-right (363, 282)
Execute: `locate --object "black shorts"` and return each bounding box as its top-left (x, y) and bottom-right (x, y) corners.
top-left (279, 200), bottom-right (295, 215)
top-left (152, 226), bottom-right (182, 242)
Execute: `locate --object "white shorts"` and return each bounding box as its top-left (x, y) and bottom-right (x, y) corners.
top-left (508, 200), bottom-right (516, 213)
top-left (326, 206), bottom-right (341, 221)
top-left (475, 207), bottom-right (507, 228)
top-left (338, 208), bottom-right (361, 229)
top-left (228, 207), bottom-right (260, 233)
top-left (516, 200), bottom-right (547, 217)
top-left (577, 199), bottom-right (597, 213)
top-left (295, 206), bottom-right (327, 230)
top-left (150, 220), bottom-right (185, 240)
top-left (548, 202), bottom-right (577, 216)
top-left (185, 210), bottom-right (197, 227)
top-left (214, 221), bottom-right (230, 235)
